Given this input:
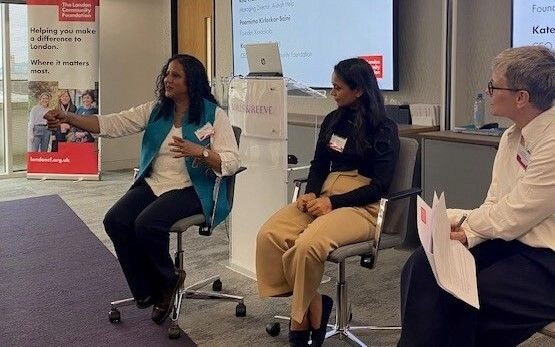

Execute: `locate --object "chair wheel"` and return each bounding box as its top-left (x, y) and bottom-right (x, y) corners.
top-left (235, 303), bottom-right (246, 317)
top-left (168, 325), bottom-right (181, 339)
top-left (266, 322), bottom-right (281, 336)
top-left (108, 309), bottom-right (121, 323)
top-left (212, 279), bottom-right (222, 291)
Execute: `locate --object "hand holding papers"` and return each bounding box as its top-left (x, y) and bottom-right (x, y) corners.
top-left (454, 214), bottom-right (467, 229)
top-left (416, 193), bottom-right (480, 309)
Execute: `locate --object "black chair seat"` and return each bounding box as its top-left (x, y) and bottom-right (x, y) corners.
top-left (327, 242), bottom-right (372, 263)
top-left (170, 214), bottom-right (206, 233)
top-left (379, 233), bottom-right (402, 249)
top-left (327, 233), bottom-right (403, 263)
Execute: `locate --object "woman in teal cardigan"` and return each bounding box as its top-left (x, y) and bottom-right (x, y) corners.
top-left (44, 54), bottom-right (240, 325)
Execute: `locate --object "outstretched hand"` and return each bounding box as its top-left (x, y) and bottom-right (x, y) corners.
top-left (44, 109), bottom-right (69, 131)
top-left (169, 136), bottom-right (204, 158)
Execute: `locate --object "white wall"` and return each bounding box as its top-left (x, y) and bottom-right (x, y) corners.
top-left (451, 0), bottom-right (511, 127)
top-left (99, 0), bottom-right (171, 170)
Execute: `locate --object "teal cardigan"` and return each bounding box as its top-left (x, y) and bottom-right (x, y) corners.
top-left (136, 99), bottom-right (230, 227)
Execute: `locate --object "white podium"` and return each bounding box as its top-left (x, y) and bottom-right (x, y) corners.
top-left (227, 76), bottom-right (324, 279)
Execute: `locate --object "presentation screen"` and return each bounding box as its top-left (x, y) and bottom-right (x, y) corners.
top-left (231, 0), bottom-right (398, 90)
top-left (512, 0), bottom-right (554, 49)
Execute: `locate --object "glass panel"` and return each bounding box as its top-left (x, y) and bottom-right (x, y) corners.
top-left (10, 4), bottom-right (28, 172)
top-left (0, 7), bottom-right (5, 174)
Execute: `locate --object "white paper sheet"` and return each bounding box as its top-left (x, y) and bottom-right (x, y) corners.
top-left (415, 193), bottom-right (480, 309)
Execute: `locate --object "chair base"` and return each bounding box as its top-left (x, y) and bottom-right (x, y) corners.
top-left (272, 315), bottom-right (399, 347)
top-left (325, 325), bottom-right (400, 347)
top-left (170, 274), bottom-right (246, 323)
top-left (109, 274), bottom-right (246, 338)
top-left (267, 260), bottom-right (400, 346)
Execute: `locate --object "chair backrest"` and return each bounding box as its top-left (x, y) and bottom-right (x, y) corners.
top-left (380, 137), bottom-right (419, 245)
top-left (225, 126), bottom-right (242, 209)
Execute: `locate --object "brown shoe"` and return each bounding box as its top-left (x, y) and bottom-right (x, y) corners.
top-left (151, 270), bottom-right (186, 325)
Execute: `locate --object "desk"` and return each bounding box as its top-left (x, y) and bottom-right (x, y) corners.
top-left (397, 124), bottom-right (440, 136)
top-left (288, 118), bottom-right (439, 136)
top-left (421, 131), bottom-right (500, 209)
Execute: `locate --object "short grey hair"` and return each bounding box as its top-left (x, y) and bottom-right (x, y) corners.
top-left (493, 45), bottom-right (555, 111)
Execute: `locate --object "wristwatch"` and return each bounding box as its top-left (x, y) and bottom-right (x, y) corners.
top-left (202, 148), bottom-right (210, 159)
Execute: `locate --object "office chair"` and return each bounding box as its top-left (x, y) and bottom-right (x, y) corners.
top-left (266, 137), bottom-right (420, 347)
top-left (109, 126), bottom-right (247, 339)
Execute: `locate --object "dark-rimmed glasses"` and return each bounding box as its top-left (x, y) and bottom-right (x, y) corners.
top-left (487, 80), bottom-right (524, 96)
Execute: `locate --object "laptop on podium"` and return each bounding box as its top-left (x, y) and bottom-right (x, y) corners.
top-left (245, 42), bottom-right (283, 77)
top-left (243, 42), bottom-right (323, 97)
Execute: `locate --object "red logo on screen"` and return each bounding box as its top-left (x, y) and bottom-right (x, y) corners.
top-left (359, 55), bottom-right (383, 79)
top-left (59, 0), bottom-right (96, 22)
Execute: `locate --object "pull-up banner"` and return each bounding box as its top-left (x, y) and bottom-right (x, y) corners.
top-left (26, 0), bottom-right (100, 180)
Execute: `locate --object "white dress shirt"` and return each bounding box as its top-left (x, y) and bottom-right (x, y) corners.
top-left (448, 106), bottom-right (555, 251)
top-left (97, 101), bottom-right (241, 196)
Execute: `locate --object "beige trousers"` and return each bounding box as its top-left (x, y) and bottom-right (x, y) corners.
top-left (256, 170), bottom-right (379, 323)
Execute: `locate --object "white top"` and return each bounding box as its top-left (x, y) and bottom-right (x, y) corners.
top-left (448, 106), bottom-right (555, 251)
top-left (29, 105), bottom-right (49, 126)
top-left (98, 101), bottom-right (241, 196)
top-left (144, 125), bottom-right (191, 196)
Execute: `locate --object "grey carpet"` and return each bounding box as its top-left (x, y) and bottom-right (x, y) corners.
top-left (0, 195), bottom-right (194, 347)
top-left (0, 172), bottom-right (551, 346)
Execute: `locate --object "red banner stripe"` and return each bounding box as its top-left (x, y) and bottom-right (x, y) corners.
top-left (27, 0), bottom-right (99, 6)
top-left (27, 143), bottom-right (98, 175)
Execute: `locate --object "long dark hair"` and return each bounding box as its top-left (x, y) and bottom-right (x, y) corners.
top-left (323, 58), bottom-right (387, 154)
top-left (155, 54), bottom-right (218, 125)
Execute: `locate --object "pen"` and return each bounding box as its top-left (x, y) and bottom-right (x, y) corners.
top-left (455, 214), bottom-right (467, 229)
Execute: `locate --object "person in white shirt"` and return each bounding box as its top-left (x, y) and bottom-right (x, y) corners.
top-left (29, 92), bottom-right (52, 152)
top-left (44, 54), bottom-right (240, 325)
top-left (399, 45), bottom-right (555, 347)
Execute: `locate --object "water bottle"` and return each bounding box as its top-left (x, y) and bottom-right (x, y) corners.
top-left (473, 92), bottom-right (485, 129)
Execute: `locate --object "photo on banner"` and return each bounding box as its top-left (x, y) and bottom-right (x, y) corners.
top-left (26, 0), bottom-right (100, 179)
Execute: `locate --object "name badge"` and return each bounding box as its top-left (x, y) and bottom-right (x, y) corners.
top-left (516, 142), bottom-right (530, 170)
top-left (195, 122), bottom-right (215, 141)
top-left (329, 134), bottom-right (347, 153)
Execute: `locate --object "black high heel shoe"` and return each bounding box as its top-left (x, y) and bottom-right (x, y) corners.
top-left (310, 294), bottom-right (333, 347)
top-left (288, 320), bottom-right (310, 347)
top-left (151, 270), bottom-right (186, 325)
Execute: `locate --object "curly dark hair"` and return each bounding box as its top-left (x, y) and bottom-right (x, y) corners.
top-left (155, 54), bottom-right (218, 125)
top-left (322, 58), bottom-right (388, 154)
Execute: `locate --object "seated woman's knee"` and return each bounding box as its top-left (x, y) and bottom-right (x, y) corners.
top-left (410, 246), bottom-right (427, 263)
top-left (134, 213), bottom-right (159, 240)
top-left (103, 207), bottom-right (123, 238)
top-left (403, 247), bottom-right (430, 276)
top-left (294, 235), bottom-right (326, 263)
top-left (257, 224), bottom-right (281, 247)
